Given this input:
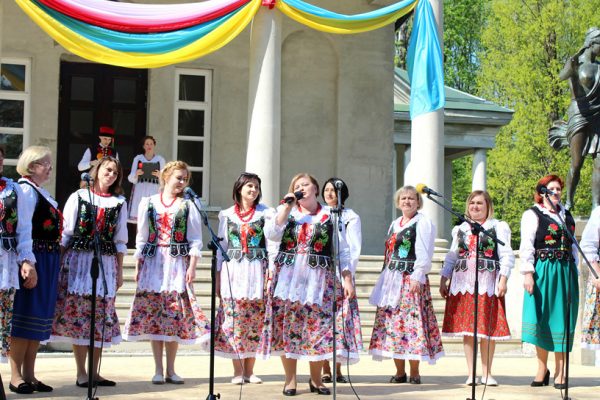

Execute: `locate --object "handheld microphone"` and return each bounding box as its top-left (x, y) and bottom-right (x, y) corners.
top-left (416, 183), bottom-right (443, 197)
top-left (283, 191), bottom-right (304, 204)
top-left (539, 186), bottom-right (557, 196)
top-left (81, 172), bottom-right (93, 183)
top-left (183, 187), bottom-right (200, 199)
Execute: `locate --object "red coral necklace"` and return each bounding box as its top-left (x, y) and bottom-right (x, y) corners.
top-left (235, 204), bottom-right (256, 222)
top-left (161, 192), bottom-right (177, 208)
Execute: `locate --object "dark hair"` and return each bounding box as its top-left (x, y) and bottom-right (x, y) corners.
top-left (322, 177), bottom-right (349, 206)
top-left (87, 156), bottom-right (124, 195)
top-left (141, 135), bottom-right (156, 151)
top-left (534, 174), bottom-right (564, 204)
top-left (232, 172), bottom-right (262, 207)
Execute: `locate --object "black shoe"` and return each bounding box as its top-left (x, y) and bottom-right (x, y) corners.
top-left (9, 382), bottom-right (34, 394)
top-left (409, 376), bottom-right (422, 385)
top-left (95, 379), bottom-right (116, 387)
top-left (531, 370), bottom-right (550, 387)
top-left (390, 374), bottom-right (407, 383)
top-left (282, 384), bottom-right (297, 396)
top-left (554, 382), bottom-right (567, 390)
top-left (31, 381), bottom-right (53, 392)
top-left (321, 373), bottom-right (332, 383)
top-left (336, 374), bottom-right (348, 383)
top-left (75, 380), bottom-right (89, 388)
top-left (309, 379), bottom-right (331, 395)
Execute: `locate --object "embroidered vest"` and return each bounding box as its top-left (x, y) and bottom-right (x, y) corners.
top-left (142, 199), bottom-right (190, 258)
top-left (453, 227), bottom-right (500, 272)
top-left (530, 207), bottom-right (575, 251)
top-left (382, 223), bottom-right (417, 274)
top-left (82, 145), bottom-right (117, 172)
top-left (69, 195), bottom-right (123, 255)
top-left (226, 217), bottom-right (267, 262)
top-left (0, 183), bottom-right (18, 252)
top-left (20, 180), bottom-right (61, 253)
top-left (276, 214), bottom-right (333, 269)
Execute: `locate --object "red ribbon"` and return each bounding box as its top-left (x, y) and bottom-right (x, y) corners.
top-left (262, 0), bottom-right (276, 9)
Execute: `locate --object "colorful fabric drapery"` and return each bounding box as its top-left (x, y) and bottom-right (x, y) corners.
top-left (15, 0), bottom-right (444, 118)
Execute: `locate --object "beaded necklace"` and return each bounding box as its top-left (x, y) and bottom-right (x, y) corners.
top-left (235, 204), bottom-right (256, 222)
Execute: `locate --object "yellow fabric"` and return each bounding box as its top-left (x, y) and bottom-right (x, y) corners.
top-left (14, 0), bottom-right (262, 68)
top-left (276, 1), bottom-right (417, 34)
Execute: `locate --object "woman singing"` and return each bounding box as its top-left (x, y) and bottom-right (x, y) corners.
top-left (520, 175), bottom-right (578, 389)
top-left (123, 161), bottom-right (210, 385)
top-left (440, 191), bottom-right (514, 386)
top-left (50, 156), bottom-right (127, 388)
top-left (265, 173), bottom-right (359, 396)
top-left (368, 186), bottom-right (443, 384)
top-left (9, 146), bottom-right (60, 394)
top-left (214, 172), bottom-right (274, 384)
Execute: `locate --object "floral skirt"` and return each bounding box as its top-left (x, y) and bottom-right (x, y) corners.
top-left (0, 288), bottom-right (15, 362)
top-left (442, 292), bottom-right (510, 340)
top-left (123, 284), bottom-right (210, 346)
top-left (214, 298), bottom-right (265, 358)
top-left (369, 274), bottom-right (444, 363)
top-left (581, 279), bottom-right (600, 349)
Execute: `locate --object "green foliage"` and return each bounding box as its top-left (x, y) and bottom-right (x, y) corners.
top-left (451, 155), bottom-right (473, 225)
top-left (478, 0), bottom-right (600, 245)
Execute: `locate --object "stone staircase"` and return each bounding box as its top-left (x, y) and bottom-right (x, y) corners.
top-left (109, 249), bottom-right (523, 354)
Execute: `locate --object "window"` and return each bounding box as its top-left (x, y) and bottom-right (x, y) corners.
top-left (0, 58), bottom-right (30, 179)
top-left (174, 69), bottom-right (211, 201)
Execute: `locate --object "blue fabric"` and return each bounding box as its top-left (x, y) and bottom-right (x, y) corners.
top-left (11, 251), bottom-right (60, 341)
top-left (283, 0), bottom-right (417, 21)
top-left (406, 0), bottom-right (445, 119)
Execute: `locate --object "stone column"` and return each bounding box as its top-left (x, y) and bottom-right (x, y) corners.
top-left (0, 1), bottom-right (3, 61)
top-left (245, 7), bottom-right (282, 206)
top-left (472, 148), bottom-right (487, 191)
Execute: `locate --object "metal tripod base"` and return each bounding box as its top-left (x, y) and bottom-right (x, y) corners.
top-left (206, 394), bottom-right (220, 400)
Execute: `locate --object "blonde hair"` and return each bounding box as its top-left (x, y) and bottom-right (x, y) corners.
top-left (160, 161), bottom-right (190, 195)
top-left (394, 185), bottom-right (423, 210)
top-left (465, 190), bottom-right (494, 220)
top-left (17, 146), bottom-right (52, 176)
top-left (288, 173), bottom-right (319, 196)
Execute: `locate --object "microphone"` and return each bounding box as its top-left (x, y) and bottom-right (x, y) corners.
top-left (539, 186), bottom-right (557, 196)
top-left (333, 179), bottom-right (344, 190)
top-left (416, 183), bottom-right (443, 197)
top-left (81, 172), bottom-right (93, 183)
top-left (183, 187), bottom-right (200, 199)
top-left (283, 191), bottom-right (304, 204)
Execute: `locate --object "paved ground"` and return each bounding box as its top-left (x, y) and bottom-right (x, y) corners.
top-left (1, 352), bottom-right (599, 399)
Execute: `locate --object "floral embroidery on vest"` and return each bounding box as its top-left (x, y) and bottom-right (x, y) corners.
top-left (382, 223), bottom-right (416, 274)
top-left (276, 213), bottom-right (333, 269)
top-left (0, 183), bottom-right (18, 252)
top-left (69, 195), bottom-right (122, 255)
top-left (453, 227), bottom-right (500, 272)
top-left (20, 180), bottom-right (62, 253)
top-left (226, 217), bottom-right (267, 262)
top-left (142, 199), bottom-right (190, 258)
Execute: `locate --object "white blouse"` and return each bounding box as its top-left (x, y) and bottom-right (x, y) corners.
top-left (19, 178), bottom-right (58, 209)
top-left (581, 205), bottom-right (600, 262)
top-left (127, 154), bottom-right (166, 184)
top-left (519, 204), bottom-right (579, 274)
top-left (61, 189), bottom-right (128, 255)
top-left (0, 178), bottom-right (35, 263)
top-left (342, 208), bottom-right (362, 275)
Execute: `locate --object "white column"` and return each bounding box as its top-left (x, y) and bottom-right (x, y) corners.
top-left (0, 1), bottom-right (3, 61)
top-left (472, 148), bottom-right (487, 191)
top-left (245, 8), bottom-right (282, 206)
top-left (406, 0), bottom-right (444, 237)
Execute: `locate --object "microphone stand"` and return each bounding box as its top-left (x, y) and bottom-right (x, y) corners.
top-left (422, 193), bottom-right (504, 400)
top-left (186, 192), bottom-right (228, 400)
top-left (542, 194), bottom-right (599, 400)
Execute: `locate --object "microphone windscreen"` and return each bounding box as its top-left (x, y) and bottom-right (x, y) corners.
top-left (294, 191), bottom-right (304, 200)
top-left (415, 183), bottom-right (427, 194)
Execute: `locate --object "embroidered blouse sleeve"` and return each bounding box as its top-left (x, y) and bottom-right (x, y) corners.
top-left (581, 206), bottom-right (600, 262)
top-left (441, 225), bottom-right (461, 279)
top-left (60, 192), bottom-right (79, 248)
top-left (134, 196), bottom-right (151, 259)
top-left (264, 207), bottom-right (279, 272)
top-left (187, 199), bottom-right (204, 258)
top-left (265, 204), bottom-right (288, 241)
top-left (14, 183), bottom-right (36, 264)
top-left (77, 148), bottom-right (92, 172)
top-left (411, 215), bottom-right (436, 284)
top-left (216, 210), bottom-right (228, 272)
top-left (114, 198), bottom-right (129, 255)
top-left (127, 155), bottom-right (141, 184)
top-left (344, 210), bottom-right (362, 274)
top-left (496, 220), bottom-right (515, 278)
top-left (519, 209), bottom-right (538, 274)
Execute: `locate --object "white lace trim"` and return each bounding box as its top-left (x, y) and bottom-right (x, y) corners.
top-left (369, 349), bottom-right (445, 364)
top-left (369, 268), bottom-right (410, 308)
top-left (220, 257), bottom-right (267, 300)
top-left (273, 253), bottom-right (333, 306)
top-left (137, 246), bottom-right (192, 293)
top-left (441, 332), bottom-right (511, 341)
top-left (0, 250), bottom-right (20, 290)
top-left (449, 268), bottom-right (502, 297)
top-left (62, 250), bottom-right (118, 297)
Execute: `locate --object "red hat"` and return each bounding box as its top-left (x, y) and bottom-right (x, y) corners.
top-left (98, 126), bottom-right (115, 137)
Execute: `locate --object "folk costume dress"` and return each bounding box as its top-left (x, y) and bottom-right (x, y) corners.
top-left (50, 189), bottom-right (127, 347)
top-left (214, 204), bottom-right (275, 358)
top-left (520, 204), bottom-right (579, 352)
top-left (11, 178), bottom-right (61, 343)
top-left (0, 177), bottom-right (35, 362)
top-left (263, 204), bottom-right (360, 363)
top-left (441, 219), bottom-right (514, 340)
top-left (368, 213), bottom-right (444, 363)
top-left (579, 206), bottom-right (600, 349)
top-left (126, 154), bottom-right (166, 222)
top-left (122, 194), bottom-right (210, 346)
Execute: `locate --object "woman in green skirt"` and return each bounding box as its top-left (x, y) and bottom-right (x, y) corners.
top-left (519, 174), bottom-right (578, 389)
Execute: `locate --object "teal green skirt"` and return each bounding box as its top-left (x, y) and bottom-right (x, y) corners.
top-left (522, 258), bottom-right (578, 352)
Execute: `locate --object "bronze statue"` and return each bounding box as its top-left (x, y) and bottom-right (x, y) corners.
top-left (549, 27), bottom-right (600, 210)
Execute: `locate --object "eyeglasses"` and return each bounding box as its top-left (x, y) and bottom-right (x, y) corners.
top-left (34, 161), bottom-right (52, 168)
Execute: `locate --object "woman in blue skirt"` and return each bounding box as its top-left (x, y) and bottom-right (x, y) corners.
top-left (519, 174), bottom-right (578, 389)
top-left (9, 146), bottom-right (61, 393)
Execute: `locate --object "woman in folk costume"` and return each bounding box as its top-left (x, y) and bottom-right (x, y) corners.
top-left (440, 190), bottom-right (514, 386)
top-left (320, 177), bottom-right (362, 384)
top-left (51, 156), bottom-right (127, 387)
top-left (123, 161), bottom-right (210, 385)
top-left (520, 175), bottom-right (578, 389)
top-left (8, 146), bottom-right (60, 394)
top-left (265, 173), bottom-right (359, 396)
top-left (214, 172), bottom-right (275, 384)
top-left (127, 135), bottom-right (166, 222)
top-left (580, 206), bottom-right (600, 351)
top-left (369, 186), bottom-right (443, 384)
